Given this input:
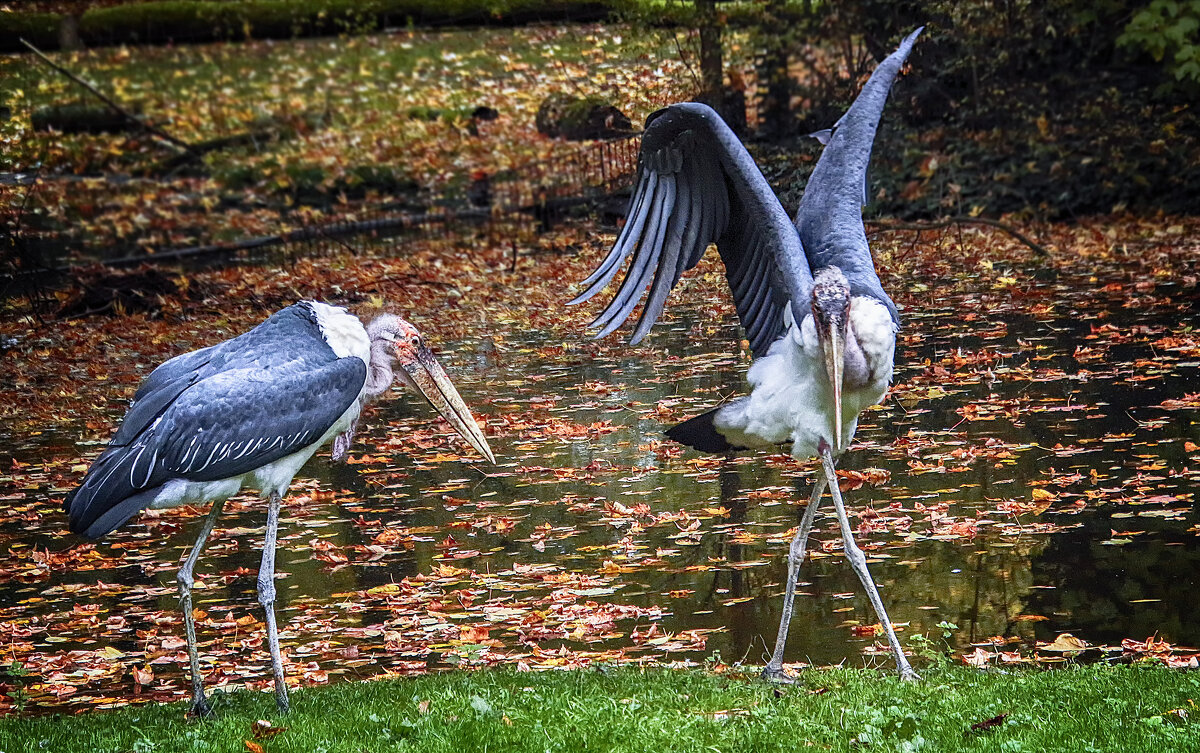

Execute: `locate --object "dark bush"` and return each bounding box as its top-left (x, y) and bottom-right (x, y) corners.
top-left (0, 12), bottom-right (61, 49)
top-left (0, 0), bottom-right (619, 51)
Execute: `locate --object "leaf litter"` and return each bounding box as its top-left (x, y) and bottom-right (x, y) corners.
top-left (2, 33), bottom-right (1200, 713)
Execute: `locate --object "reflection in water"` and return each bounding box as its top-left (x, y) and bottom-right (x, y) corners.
top-left (1, 239), bottom-right (1198, 712)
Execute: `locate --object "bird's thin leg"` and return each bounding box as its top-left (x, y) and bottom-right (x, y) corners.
top-left (176, 497), bottom-right (226, 718)
top-left (820, 447), bottom-right (919, 682)
top-left (258, 491), bottom-right (290, 713)
top-left (762, 473), bottom-right (828, 683)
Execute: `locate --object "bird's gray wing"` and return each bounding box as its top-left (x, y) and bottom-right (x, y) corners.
top-left (570, 102), bottom-right (813, 358)
top-left (152, 360), bottom-right (366, 481)
top-left (110, 304), bottom-right (321, 447)
top-left (795, 26), bottom-right (922, 325)
top-left (66, 357), bottom-right (366, 538)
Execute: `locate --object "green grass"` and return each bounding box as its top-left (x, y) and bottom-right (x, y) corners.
top-left (1, 665), bottom-right (1197, 752)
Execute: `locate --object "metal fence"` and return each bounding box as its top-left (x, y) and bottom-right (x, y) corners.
top-left (1, 132), bottom-right (642, 310)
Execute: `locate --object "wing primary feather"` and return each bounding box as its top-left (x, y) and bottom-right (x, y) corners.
top-left (630, 178), bottom-right (691, 343)
top-left (589, 175), bottom-right (670, 330)
top-left (748, 290), bottom-right (777, 350)
top-left (572, 102), bottom-right (809, 346)
top-left (697, 167), bottom-right (722, 260)
top-left (571, 171), bottom-right (658, 303)
top-left (589, 175), bottom-right (671, 330)
top-left (742, 264), bottom-right (773, 332)
top-left (740, 260), bottom-right (774, 341)
top-left (579, 169), bottom-right (651, 286)
top-left (673, 159), bottom-right (709, 286)
top-left (725, 226), bottom-right (756, 298)
top-left (594, 176), bottom-right (676, 338)
top-left (743, 279), bottom-right (774, 344)
top-left (730, 229), bottom-right (766, 302)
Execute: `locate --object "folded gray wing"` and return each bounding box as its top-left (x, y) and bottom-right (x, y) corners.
top-left (570, 102), bottom-right (813, 358)
top-left (151, 360), bottom-right (366, 481)
top-left (110, 304), bottom-right (325, 447)
top-left (66, 357), bottom-right (365, 537)
top-left (795, 27), bottom-right (922, 325)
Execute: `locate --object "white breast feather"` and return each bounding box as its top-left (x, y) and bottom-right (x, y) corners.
top-left (713, 296), bottom-right (897, 460)
top-left (847, 296), bottom-right (897, 409)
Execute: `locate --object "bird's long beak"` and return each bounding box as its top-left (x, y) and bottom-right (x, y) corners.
top-left (401, 347), bottom-right (496, 464)
top-left (818, 318), bottom-right (846, 453)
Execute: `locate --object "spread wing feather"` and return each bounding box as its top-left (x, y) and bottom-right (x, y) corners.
top-left (571, 102), bottom-right (813, 358)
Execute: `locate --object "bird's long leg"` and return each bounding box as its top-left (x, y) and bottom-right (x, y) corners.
top-left (258, 491), bottom-right (290, 713)
top-left (762, 473), bottom-right (828, 683)
top-left (176, 497), bottom-right (227, 718)
top-left (820, 447), bottom-right (919, 681)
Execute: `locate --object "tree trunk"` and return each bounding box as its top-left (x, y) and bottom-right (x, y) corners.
top-left (697, 0), bottom-right (722, 102)
top-left (696, 0), bottom-right (746, 135)
top-left (58, 13), bottom-right (83, 51)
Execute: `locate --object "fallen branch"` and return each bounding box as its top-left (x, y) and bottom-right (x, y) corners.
top-left (154, 128), bottom-right (282, 173)
top-left (867, 216), bottom-right (1051, 257)
top-left (19, 37), bottom-right (193, 152)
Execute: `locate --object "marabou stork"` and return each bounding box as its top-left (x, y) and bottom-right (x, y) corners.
top-left (571, 29), bottom-right (922, 681)
top-left (65, 301), bottom-right (494, 715)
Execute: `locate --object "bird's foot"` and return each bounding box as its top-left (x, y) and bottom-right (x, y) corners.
top-left (897, 665), bottom-right (921, 683)
top-left (188, 697), bottom-right (214, 719)
top-left (760, 665), bottom-right (798, 684)
top-left (275, 690), bottom-right (291, 715)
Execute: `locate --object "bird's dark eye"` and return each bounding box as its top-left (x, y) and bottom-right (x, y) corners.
top-left (410, 335), bottom-right (421, 347)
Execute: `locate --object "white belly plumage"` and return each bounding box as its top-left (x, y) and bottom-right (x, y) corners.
top-left (713, 296), bottom-right (896, 459)
top-left (149, 396), bottom-right (364, 510)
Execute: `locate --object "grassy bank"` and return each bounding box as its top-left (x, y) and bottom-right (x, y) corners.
top-left (1, 665), bottom-right (1197, 752)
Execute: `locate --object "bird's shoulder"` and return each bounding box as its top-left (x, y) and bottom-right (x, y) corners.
top-left (850, 296), bottom-right (898, 379)
top-left (162, 302), bottom-right (353, 377)
top-left (170, 356), bottom-right (366, 418)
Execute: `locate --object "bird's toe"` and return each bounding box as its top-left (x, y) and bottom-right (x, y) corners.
top-left (760, 665), bottom-right (798, 684)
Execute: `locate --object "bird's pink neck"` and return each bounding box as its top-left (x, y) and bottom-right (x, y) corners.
top-left (364, 339), bottom-right (396, 399)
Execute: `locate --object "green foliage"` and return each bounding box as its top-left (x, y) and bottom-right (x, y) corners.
top-left (0, 0), bottom-right (620, 51)
top-left (1119, 0), bottom-right (1200, 87)
top-left (907, 620), bottom-right (959, 668)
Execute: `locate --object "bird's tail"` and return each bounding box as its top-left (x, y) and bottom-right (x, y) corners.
top-left (666, 408), bottom-right (745, 454)
top-left (64, 446), bottom-right (160, 539)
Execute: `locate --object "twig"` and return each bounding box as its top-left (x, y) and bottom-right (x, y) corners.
top-left (671, 30), bottom-right (700, 92)
top-left (19, 38), bottom-right (193, 152)
top-left (867, 216), bottom-right (1051, 257)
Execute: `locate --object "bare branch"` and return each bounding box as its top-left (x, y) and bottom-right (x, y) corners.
top-left (868, 216), bottom-right (1051, 257)
top-left (19, 37), bottom-right (193, 151)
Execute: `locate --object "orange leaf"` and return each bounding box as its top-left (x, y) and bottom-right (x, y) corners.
top-left (131, 665), bottom-right (153, 686)
top-left (251, 720), bottom-right (287, 740)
